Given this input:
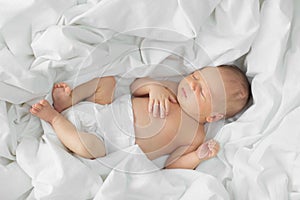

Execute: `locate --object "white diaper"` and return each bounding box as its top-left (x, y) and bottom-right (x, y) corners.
top-left (62, 94), bottom-right (135, 155)
top-left (113, 76), bottom-right (134, 99)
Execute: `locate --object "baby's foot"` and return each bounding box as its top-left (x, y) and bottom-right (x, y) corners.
top-left (52, 82), bottom-right (72, 112)
top-left (196, 139), bottom-right (220, 160)
top-left (30, 99), bottom-right (60, 124)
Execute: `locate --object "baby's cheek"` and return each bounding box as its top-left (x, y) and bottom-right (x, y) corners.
top-left (192, 95), bottom-right (202, 112)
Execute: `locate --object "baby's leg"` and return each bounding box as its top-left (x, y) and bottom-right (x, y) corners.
top-left (85, 76), bottom-right (116, 104)
top-left (53, 76), bottom-right (116, 112)
top-left (30, 100), bottom-right (106, 159)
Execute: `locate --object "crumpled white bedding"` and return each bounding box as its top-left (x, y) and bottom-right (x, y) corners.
top-left (0, 0), bottom-right (299, 199)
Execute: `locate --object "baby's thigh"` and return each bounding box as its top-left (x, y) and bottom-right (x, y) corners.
top-left (87, 76), bottom-right (116, 105)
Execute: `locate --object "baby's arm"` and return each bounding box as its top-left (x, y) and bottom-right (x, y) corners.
top-left (130, 78), bottom-right (177, 95)
top-left (165, 140), bottom-right (219, 169)
top-left (130, 78), bottom-right (178, 118)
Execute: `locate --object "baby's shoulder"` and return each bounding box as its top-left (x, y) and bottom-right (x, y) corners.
top-left (177, 125), bottom-right (205, 152)
top-left (177, 114), bottom-right (205, 146)
top-left (191, 124), bottom-right (205, 145)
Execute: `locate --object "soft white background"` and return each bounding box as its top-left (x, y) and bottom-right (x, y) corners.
top-left (0, 0), bottom-right (299, 199)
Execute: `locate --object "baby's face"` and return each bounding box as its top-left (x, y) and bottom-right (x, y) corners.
top-left (177, 67), bottom-right (226, 122)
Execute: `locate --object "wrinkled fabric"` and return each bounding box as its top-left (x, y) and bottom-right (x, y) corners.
top-left (0, 0), bottom-right (299, 199)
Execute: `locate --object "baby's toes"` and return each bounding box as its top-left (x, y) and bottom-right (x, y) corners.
top-left (59, 82), bottom-right (69, 88)
top-left (54, 83), bottom-right (61, 88)
top-left (33, 103), bottom-right (43, 110)
top-left (54, 82), bottom-right (65, 88)
top-left (30, 107), bottom-right (39, 114)
top-left (39, 99), bottom-right (49, 106)
top-left (64, 86), bottom-right (71, 95)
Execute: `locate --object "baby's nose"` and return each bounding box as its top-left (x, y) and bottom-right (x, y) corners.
top-left (189, 80), bottom-right (198, 91)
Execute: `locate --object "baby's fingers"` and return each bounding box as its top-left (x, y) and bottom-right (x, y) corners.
top-left (148, 99), bottom-right (154, 113)
top-left (165, 99), bottom-right (170, 116)
top-left (160, 102), bottom-right (166, 118)
top-left (169, 95), bottom-right (177, 103)
top-left (208, 140), bottom-right (220, 157)
top-left (153, 99), bottom-right (160, 118)
top-left (209, 148), bottom-right (219, 158)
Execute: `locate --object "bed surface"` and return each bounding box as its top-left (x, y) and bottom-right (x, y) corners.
top-left (0, 0), bottom-right (299, 199)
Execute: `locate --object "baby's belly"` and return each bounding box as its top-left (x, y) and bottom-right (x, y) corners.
top-left (131, 98), bottom-right (181, 160)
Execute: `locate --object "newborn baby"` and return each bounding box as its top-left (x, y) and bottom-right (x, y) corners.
top-left (30, 65), bottom-right (250, 169)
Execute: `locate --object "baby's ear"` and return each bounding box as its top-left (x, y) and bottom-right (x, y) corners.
top-left (206, 113), bottom-right (224, 123)
top-left (239, 90), bottom-right (247, 99)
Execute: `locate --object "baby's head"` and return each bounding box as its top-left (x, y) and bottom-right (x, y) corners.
top-left (217, 65), bottom-right (250, 118)
top-left (177, 65), bottom-right (250, 123)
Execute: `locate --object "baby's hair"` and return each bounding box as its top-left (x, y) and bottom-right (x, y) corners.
top-left (217, 64), bottom-right (250, 118)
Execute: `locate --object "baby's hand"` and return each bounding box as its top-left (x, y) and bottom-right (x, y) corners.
top-left (148, 85), bottom-right (177, 118)
top-left (195, 139), bottom-right (220, 160)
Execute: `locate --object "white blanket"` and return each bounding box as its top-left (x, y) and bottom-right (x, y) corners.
top-left (0, 0), bottom-right (299, 199)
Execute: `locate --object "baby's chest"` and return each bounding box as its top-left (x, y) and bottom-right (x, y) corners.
top-left (133, 105), bottom-right (182, 142)
top-left (132, 99), bottom-right (180, 140)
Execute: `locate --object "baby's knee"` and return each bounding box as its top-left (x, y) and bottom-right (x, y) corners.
top-left (75, 133), bottom-right (106, 159)
top-left (86, 139), bottom-right (106, 159)
top-left (76, 144), bottom-right (106, 159)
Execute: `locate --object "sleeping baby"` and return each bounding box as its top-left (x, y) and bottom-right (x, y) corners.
top-left (30, 65), bottom-right (250, 169)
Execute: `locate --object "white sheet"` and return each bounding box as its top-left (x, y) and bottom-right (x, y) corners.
top-left (0, 0), bottom-right (300, 199)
